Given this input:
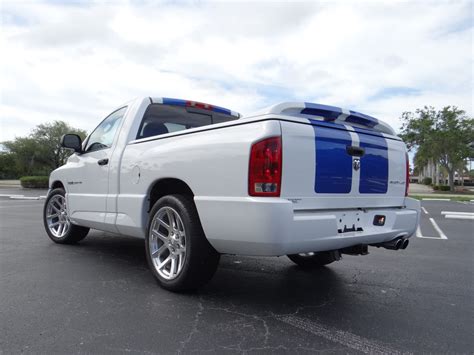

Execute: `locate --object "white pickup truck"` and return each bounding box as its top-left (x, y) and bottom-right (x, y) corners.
top-left (43, 97), bottom-right (420, 291)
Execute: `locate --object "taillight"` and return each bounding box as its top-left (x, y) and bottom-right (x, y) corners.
top-left (405, 153), bottom-right (410, 197)
top-left (249, 136), bottom-right (282, 197)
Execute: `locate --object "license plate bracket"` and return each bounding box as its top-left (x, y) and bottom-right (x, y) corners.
top-left (337, 211), bottom-right (364, 233)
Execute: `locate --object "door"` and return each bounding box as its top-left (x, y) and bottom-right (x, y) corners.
top-left (67, 107), bottom-right (126, 229)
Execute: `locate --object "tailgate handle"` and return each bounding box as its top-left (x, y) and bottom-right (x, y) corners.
top-left (346, 146), bottom-right (365, 157)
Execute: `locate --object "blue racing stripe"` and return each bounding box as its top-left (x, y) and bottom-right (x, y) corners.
top-left (312, 122), bottom-right (353, 193)
top-left (358, 133), bottom-right (388, 193)
top-left (308, 119), bottom-right (347, 130)
top-left (352, 126), bottom-right (384, 138)
top-left (310, 119), bottom-right (387, 140)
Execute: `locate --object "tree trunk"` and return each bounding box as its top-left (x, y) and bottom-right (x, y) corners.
top-left (448, 169), bottom-right (455, 192)
top-left (28, 155), bottom-right (35, 176)
top-left (430, 160), bottom-right (436, 184)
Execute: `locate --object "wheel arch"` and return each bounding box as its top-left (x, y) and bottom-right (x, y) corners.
top-left (147, 177), bottom-right (195, 214)
top-left (51, 180), bottom-right (65, 190)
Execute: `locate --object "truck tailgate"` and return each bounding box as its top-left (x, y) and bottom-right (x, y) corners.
top-left (280, 119), bottom-right (407, 210)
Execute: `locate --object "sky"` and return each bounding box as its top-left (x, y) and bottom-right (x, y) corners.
top-left (1, 0), bottom-right (472, 142)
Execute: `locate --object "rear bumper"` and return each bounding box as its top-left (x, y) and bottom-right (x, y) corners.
top-left (195, 196), bottom-right (420, 256)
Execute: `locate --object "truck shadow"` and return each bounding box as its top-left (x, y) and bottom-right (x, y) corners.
top-left (75, 231), bottom-right (149, 267)
top-left (76, 232), bottom-right (353, 317)
top-left (200, 255), bottom-right (348, 316)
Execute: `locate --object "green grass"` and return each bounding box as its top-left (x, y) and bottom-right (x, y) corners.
top-left (429, 189), bottom-right (474, 195)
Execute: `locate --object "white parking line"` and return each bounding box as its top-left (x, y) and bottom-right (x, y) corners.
top-left (444, 215), bottom-right (474, 220)
top-left (0, 194), bottom-right (46, 200)
top-left (429, 218), bottom-right (448, 239)
top-left (0, 204), bottom-right (41, 209)
top-left (416, 226), bottom-right (441, 240)
top-left (416, 223), bottom-right (448, 240)
top-left (421, 207), bottom-right (429, 215)
top-left (441, 211), bottom-right (474, 216)
top-left (9, 196), bottom-right (41, 200)
top-left (440, 211), bottom-right (474, 220)
top-left (422, 198), bottom-right (450, 201)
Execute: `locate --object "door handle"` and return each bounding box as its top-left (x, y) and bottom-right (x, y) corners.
top-left (346, 146), bottom-right (365, 157)
top-left (97, 158), bottom-right (109, 166)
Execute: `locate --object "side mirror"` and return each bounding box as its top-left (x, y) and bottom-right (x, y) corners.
top-left (60, 134), bottom-right (83, 153)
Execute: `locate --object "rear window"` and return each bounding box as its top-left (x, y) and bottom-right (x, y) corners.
top-left (136, 104), bottom-right (238, 139)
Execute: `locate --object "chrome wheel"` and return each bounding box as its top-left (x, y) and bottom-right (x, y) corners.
top-left (149, 206), bottom-right (187, 280)
top-left (46, 195), bottom-right (70, 238)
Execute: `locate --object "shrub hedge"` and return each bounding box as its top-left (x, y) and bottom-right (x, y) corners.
top-left (432, 185), bottom-right (450, 191)
top-left (20, 176), bottom-right (49, 188)
top-left (422, 177), bottom-right (432, 185)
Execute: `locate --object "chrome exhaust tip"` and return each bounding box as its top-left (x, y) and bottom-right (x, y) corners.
top-left (394, 238), bottom-right (403, 250)
top-left (371, 237), bottom-right (406, 250)
top-left (401, 239), bottom-right (409, 250)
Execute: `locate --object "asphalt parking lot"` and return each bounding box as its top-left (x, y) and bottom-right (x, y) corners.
top-left (1, 196), bottom-right (473, 354)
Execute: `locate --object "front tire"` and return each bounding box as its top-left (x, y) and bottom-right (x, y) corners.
top-left (43, 188), bottom-right (89, 244)
top-left (146, 194), bottom-right (220, 292)
top-left (287, 251), bottom-right (340, 268)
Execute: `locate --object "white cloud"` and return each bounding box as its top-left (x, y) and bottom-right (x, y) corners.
top-left (0, 0), bottom-right (472, 142)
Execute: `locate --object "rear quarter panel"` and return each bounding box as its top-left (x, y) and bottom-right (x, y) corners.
top-left (117, 120), bottom-right (281, 236)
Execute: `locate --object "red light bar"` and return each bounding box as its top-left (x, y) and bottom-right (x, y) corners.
top-left (186, 101), bottom-right (213, 111)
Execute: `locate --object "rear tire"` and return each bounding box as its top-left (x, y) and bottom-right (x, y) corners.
top-left (287, 251), bottom-right (340, 268)
top-left (145, 194), bottom-right (220, 292)
top-left (43, 188), bottom-right (89, 244)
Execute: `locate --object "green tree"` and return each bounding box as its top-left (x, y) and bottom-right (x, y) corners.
top-left (0, 151), bottom-right (19, 179)
top-left (2, 121), bottom-right (87, 177)
top-left (400, 106), bottom-right (474, 191)
top-left (31, 121), bottom-right (87, 170)
top-left (2, 137), bottom-right (42, 176)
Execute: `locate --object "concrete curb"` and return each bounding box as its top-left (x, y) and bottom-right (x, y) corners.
top-left (410, 194), bottom-right (474, 202)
